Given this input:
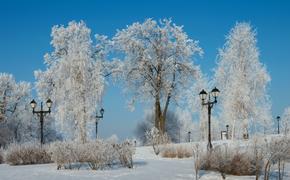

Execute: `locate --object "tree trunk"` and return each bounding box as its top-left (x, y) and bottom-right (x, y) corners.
top-left (160, 114), bottom-right (165, 134)
top-left (80, 93), bottom-right (87, 144)
top-left (154, 63), bottom-right (163, 133)
top-left (154, 96), bottom-right (162, 132)
top-left (278, 159), bottom-right (281, 180)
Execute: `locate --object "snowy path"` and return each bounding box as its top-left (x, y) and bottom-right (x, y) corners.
top-left (0, 159), bottom-right (194, 180)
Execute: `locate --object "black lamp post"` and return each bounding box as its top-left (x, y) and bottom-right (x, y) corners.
top-left (30, 99), bottom-right (52, 145)
top-left (199, 87), bottom-right (220, 151)
top-left (95, 108), bottom-right (104, 139)
top-left (277, 116), bottom-right (281, 134)
top-left (188, 131), bottom-right (191, 142)
top-left (226, 125), bottom-right (229, 139)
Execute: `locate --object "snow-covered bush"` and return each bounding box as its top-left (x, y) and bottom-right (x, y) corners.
top-left (161, 145), bottom-right (192, 158)
top-left (114, 140), bottom-right (135, 168)
top-left (200, 144), bottom-right (260, 176)
top-left (5, 142), bottom-right (51, 165)
top-left (145, 127), bottom-right (170, 155)
top-left (262, 136), bottom-right (290, 180)
top-left (49, 140), bottom-right (135, 170)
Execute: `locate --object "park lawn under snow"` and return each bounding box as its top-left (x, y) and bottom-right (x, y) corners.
top-left (0, 144), bottom-right (262, 180)
top-left (1, 139), bottom-right (290, 180)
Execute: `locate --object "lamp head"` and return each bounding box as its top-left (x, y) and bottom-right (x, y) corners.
top-left (30, 99), bottom-right (37, 109)
top-left (211, 87), bottom-right (220, 98)
top-left (100, 108), bottom-right (104, 116)
top-left (46, 99), bottom-right (52, 109)
top-left (199, 89), bottom-right (207, 101)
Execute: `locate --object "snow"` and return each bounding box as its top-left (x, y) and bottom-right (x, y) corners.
top-left (0, 144), bottom-right (252, 180)
top-left (0, 146), bottom-right (195, 180)
top-left (1, 141), bottom-right (290, 180)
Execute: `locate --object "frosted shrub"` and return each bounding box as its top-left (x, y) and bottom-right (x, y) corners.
top-left (49, 141), bottom-right (77, 169)
top-left (114, 140), bottom-right (135, 168)
top-left (49, 140), bottom-right (135, 170)
top-left (161, 145), bottom-right (192, 158)
top-left (86, 140), bottom-right (118, 170)
top-left (161, 146), bottom-right (177, 158)
top-left (200, 144), bottom-right (259, 177)
top-left (145, 127), bottom-right (170, 155)
top-left (5, 142), bottom-right (51, 165)
top-left (262, 137), bottom-right (290, 180)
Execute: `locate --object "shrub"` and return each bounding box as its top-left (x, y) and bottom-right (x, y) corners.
top-left (262, 137), bottom-right (290, 180)
top-left (161, 145), bottom-right (192, 158)
top-left (177, 146), bottom-right (192, 158)
top-left (200, 144), bottom-right (260, 176)
top-left (5, 142), bottom-right (51, 165)
top-left (49, 140), bottom-right (135, 170)
top-left (145, 127), bottom-right (170, 155)
top-left (114, 140), bottom-right (135, 168)
top-left (162, 146), bottom-right (177, 158)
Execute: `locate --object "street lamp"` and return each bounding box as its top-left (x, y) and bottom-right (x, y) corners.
top-left (199, 87), bottom-right (220, 151)
top-left (95, 108), bottom-right (104, 139)
top-left (188, 131), bottom-right (191, 142)
top-left (277, 116), bottom-right (281, 134)
top-left (30, 99), bottom-right (52, 145)
top-left (226, 125), bottom-right (229, 139)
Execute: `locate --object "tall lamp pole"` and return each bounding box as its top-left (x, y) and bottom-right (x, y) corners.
top-left (199, 87), bottom-right (220, 151)
top-left (277, 116), bottom-right (281, 134)
top-left (226, 125), bottom-right (229, 139)
top-left (30, 99), bottom-right (52, 145)
top-left (95, 108), bottom-right (104, 139)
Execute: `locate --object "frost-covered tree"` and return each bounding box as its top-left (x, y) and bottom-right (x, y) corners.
top-left (0, 73), bottom-right (36, 146)
top-left (214, 22), bottom-right (272, 139)
top-left (282, 107), bottom-right (290, 135)
top-left (35, 21), bottom-right (105, 143)
top-left (113, 18), bottom-right (202, 133)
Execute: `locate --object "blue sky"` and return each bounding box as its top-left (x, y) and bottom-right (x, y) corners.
top-left (0, 0), bottom-right (290, 139)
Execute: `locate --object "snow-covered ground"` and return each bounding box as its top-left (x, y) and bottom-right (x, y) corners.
top-left (0, 145), bottom-right (260, 180)
top-left (0, 146), bottom-right (194, 180)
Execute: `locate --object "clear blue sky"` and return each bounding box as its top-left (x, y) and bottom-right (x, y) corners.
top-left (0, 0), bottom-right (290, 139)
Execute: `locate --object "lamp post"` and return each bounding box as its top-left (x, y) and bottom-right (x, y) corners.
top-left (199, 87), bottom-right (220, 151)
top-left (95, 108), bottom-right (104, 139)
top-left (226, 125), bottom-right (229, 139)
top-left (188, 131), bottom-right (191, 142)
top-left (30, 99), bottom-right (52, 145)
top-left (277, 116), bottom-right (281, 134)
